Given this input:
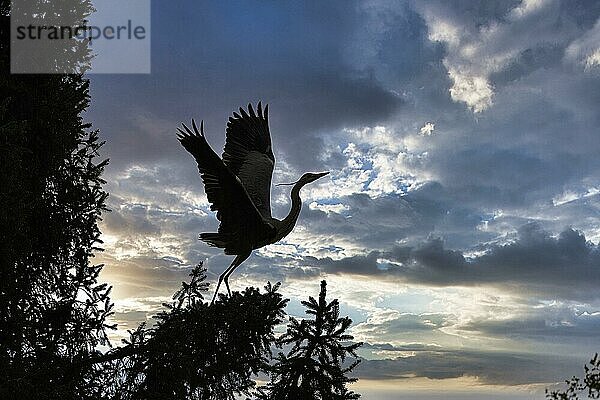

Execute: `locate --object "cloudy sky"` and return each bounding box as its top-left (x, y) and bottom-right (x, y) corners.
top-left (87, 1), bottom-right (600, 398)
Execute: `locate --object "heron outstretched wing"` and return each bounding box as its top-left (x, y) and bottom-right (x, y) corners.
top-left (177, 120), bottom-right (274, 251)
top-left (222, 102), bottom-right (275, 219)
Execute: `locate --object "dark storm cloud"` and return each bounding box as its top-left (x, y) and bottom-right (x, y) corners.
top-left (305, 223), bottom-right (600, 299)
top-left (429, 148), bottom-right (590, 209)
top-left (356, 344), bottom-right (583, 385)
top-left (297, 192), bottom-right (439, 250)
top-left (473, 71), bottom-right (600, 157)
top-left (489, 45), bottom-right (564, 86)
top-left (307, 251), bottom-right (381, 276)
top-left (242, 261), bottom-right (322, 285)
top-left (466, 223), bottom-right (600, 297)
top-left (350, 1), bottom-right (448, 86)
top-left (89, 0), bottom-right (405, 172)
top-left (303, 239), bottom-right (467, 282)
top-left (462, 309), bottom-right (600, 340)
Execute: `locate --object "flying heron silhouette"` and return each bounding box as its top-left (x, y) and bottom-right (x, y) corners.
top-left (177, 102), bottom-right (329, 303)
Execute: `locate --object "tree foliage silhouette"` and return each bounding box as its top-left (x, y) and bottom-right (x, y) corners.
top-left (261, 280), bottom-right (362, 400)
top-left (100, 263), bottom-right (289, 400)
top-left (96, 272), bottom-right (362, 400)
top-left (546, 354), bottom-right (600, 400)
top-left (0, 1), bottom-right (112, 398)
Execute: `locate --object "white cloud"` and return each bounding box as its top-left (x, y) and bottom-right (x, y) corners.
top-left (307, 126), bottom-right (432, 200)
top-left (565, 19), bottom-right (600, 70)
top-left (448, 69), bottom-right (494, 113)
top-left (309, 201), bottom-right (350, 214)
top-left (426, 14), bottom-right (462, 46)
top-left (417, 0), bottom-right (566, 112)
top-left (508, 0), bottom-right (549, 20)
top-left (419, 122), bottom-right (435, 136)
top-left (257, 242), bottom-right (303, 260)
top-left (585, 49), bottom-right (600, 69)
top-left (552, 186), bottom-right (600, 206)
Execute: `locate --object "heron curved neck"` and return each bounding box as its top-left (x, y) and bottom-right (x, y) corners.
top-left (278, 181), bottom-right (304, 240)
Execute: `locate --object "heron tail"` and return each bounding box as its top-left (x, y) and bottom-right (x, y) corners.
top-left (199, 232), bottom-right (228, 248)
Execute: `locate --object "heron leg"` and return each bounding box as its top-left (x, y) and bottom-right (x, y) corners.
top-left (211, 251), bottom-right (251, 305)
top-left (224, 277), bottom-right (232, 297)
top-left (211, 275), bottom-right (224, 305)
top-left (223, 251), bottom-right (251, 298)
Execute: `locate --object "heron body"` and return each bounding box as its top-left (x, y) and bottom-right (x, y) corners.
top-left (177, 102), bottom-right (328, 303)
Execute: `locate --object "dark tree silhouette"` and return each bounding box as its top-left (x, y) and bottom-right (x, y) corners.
top-left (261, 280), bottom-right (362, 400)
top-left (99, 263), bottom-right (288, 400)
top-left (0, 1), bottom-right (112, 398)
top-left (96, 272), bottom-right (363, 400)
top-left (546, 354), bottom-right (600, 400)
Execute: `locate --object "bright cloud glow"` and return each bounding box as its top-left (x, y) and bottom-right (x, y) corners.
top-left (305, 125), bottom-right (433, 201)
top-left (448, 68), bottom-right (494, 112)
top-left (419, 122), bottom-right (435, 136)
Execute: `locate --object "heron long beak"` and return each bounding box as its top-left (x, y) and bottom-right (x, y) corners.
top-left (276, 171), bottom-right (329, 186)
top-left (275, 180), bottom-right (299, 186)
